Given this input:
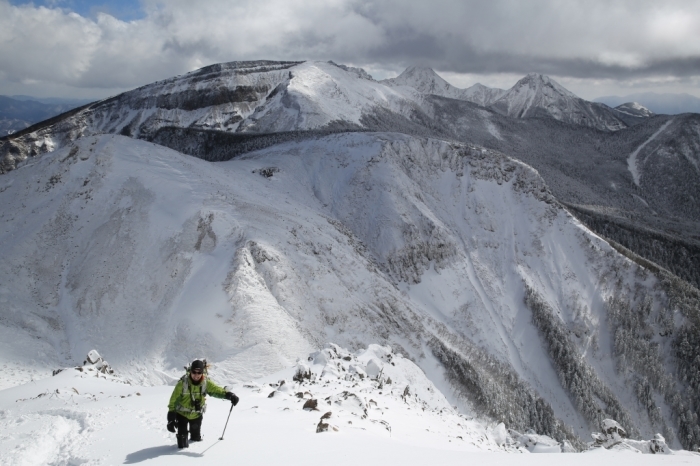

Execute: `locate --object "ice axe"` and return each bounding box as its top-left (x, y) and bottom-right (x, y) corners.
top-left (219, 402), bottom-right (234, 440)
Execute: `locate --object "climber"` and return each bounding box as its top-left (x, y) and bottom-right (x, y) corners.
top-left (166, 359), bottom-right (239, 448)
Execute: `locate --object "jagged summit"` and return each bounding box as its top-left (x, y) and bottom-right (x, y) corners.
top-left (515, 73), bottom-right (579, 99)
top-left (383, 65), bottom-right (460, 97)
top-left (490, 73), bottom-right (627, 131)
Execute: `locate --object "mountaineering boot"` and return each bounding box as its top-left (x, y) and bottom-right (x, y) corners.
top-left (177, 433), bottom-right (189, 449)
top-left (190, 415), bottom-right (203, 442)
top-left (190, 424), bottom-right (202, 442)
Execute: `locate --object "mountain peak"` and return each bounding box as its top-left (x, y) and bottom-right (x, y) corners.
top-left (490, 72), bottom-right (626, 130)
top-left (390, 66), bottom-right (450, 90)
top-left (513, 73), bottom-right (578, 99)
top-left (400, 65), bottom-right (440, 76)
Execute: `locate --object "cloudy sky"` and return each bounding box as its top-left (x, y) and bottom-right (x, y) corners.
top-left (2, 0), bottom-right (700, 100)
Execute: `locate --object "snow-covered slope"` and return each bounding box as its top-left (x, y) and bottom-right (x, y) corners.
top-left (623, 114), bottom-right (700, 218)
top-left (615, 102), bottom-right (654, 118)
top-left (3, 344), bottom-right (695, 465)
top-left (1, 131), bottom-right (696, 449)
top-left (461, 83), bottom-right (507, 107)
top-left (0, 345), bottom-right (508, 465)
top-left (236, 61), bottom-right (423, 133)
top-left (490, 74), bottom-right (626, 131)
top-left (1, 57), bottom-right (699, 454)
top-left (382, 66), bottom-right (505, 106)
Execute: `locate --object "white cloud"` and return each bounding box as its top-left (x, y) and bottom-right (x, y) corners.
top-left (0, 3), bottom-right (100, 82)
top-left (1, 0), bottom-right (700, 98)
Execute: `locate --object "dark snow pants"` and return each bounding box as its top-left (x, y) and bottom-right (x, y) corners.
top-left (176, 413), bottom-right (203, 440)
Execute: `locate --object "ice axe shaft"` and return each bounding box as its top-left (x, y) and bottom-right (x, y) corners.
top-left (219, 403), bottom-right (234, 440)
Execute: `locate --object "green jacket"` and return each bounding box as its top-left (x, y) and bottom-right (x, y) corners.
top-left (168, 374), bottom-right (227, 420)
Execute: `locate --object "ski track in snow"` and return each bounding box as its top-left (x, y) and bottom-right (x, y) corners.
top-left (627, 119), bottom-right (673, 186)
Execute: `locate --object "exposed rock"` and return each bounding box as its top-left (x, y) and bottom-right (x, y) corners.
top-left (303, 399), bottom-right (318, 410)
top-left (316, 421), bottom-right (329, 433)
top-left (83, 350), bottom-right (114, 374)
top-left (601, 419), bottom-right (627, 438)
top-left (254, 167), bottom-right (279, 178)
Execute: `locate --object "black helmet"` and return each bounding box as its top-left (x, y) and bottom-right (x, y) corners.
top-left (191, 360), bottom-right (205, 372)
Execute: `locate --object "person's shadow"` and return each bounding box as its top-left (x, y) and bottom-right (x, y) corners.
top-left (124, 444), bottom-right (203, 463)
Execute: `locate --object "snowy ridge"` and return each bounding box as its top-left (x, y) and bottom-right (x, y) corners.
top-left (382, 66), bottom-right (505, 106)
top-left (2, 344), bottom-right (695, 465)
top-left (0, 66), bottom-right (626, 175)
top-left (0, 61), bottom-right (426, 172)
top-left (461, 83), bottom-right (508, 107)
top-left (490, 73), bottom-right (626, 131)
top-left (238, 61), bottom-right (423, 132)
top-left (615, 102), bottom-right (654, 118)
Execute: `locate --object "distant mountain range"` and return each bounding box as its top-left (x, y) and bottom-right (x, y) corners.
top-left (0, 95), bottom-right (93, 136)
top-left (381, 66), bottom-right (506, 106)
top-left (383, 68), bottom-right (641, 131)
top-left (595, 92), bottom-right (700, 115)
top-left (613, 101), bottom-right (654, 118)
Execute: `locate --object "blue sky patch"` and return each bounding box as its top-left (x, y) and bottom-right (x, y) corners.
top-left (9, 0), bottom-right (145, 21)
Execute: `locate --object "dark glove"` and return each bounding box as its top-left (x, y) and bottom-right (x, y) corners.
top-left (225, 392), bottom-right (239, 406)
top-left (167, 411), bottom-right (176, 432)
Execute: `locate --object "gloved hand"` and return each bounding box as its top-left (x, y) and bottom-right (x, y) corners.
top-left (225, 392), bottom-right (239, 406)
top-left (167, 411), bottom-right (176, 432)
